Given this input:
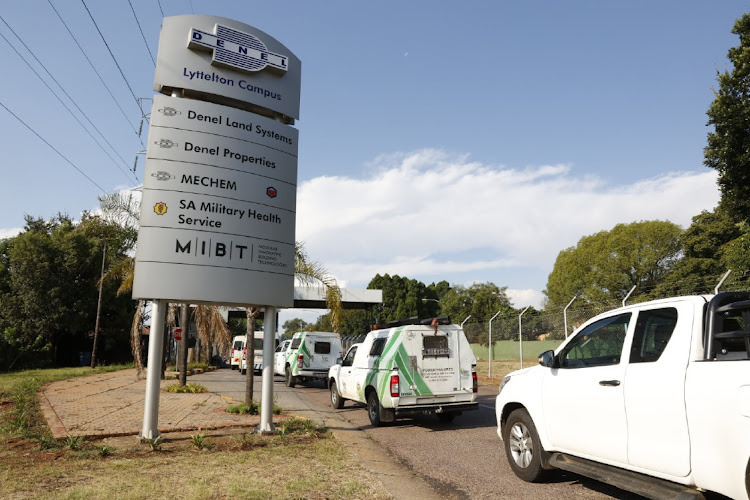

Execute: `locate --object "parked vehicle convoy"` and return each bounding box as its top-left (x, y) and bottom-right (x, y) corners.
top-left (230, 335), bottom-right (244, 370)
top-left (495, 292), bottom-right (750, 500)
top-left (328, 317), bottom-right (478, 426)
top-left (282, 331), bottom-right (342, 387)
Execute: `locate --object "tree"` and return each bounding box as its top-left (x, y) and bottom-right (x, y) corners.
top-left (544, 221), bottom-right (683, 310)
top-left (705, 14), bottom-right (750, 224)
top-left (282, 317), bottom-right (312, 338)
top-left (655, 209), bottom-right (741, 296)
top-left (0, 214), bottom-right (133, 368)
top-left (441, 282), bottom-right (514, 344)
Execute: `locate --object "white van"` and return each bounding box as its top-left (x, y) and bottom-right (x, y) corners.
top-left (230, 335), bottom-right (245, 370)
top-left (239, 330), bottom-right (277, 374)
top-left (328, 317), bottom-right (478, 426)
top-left (282, 331), bottom-right (343, 387)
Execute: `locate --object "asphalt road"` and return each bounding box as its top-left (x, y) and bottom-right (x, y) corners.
top-left (199, 368), bottom-right (642, 500)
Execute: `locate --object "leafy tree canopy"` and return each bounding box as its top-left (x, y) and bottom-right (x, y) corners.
top-left (544, 220), bottom-right (683, 309)
top-left (705, 13), bottom-right (750, 224)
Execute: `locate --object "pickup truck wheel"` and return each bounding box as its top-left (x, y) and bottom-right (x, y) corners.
top-left (504, 408), bottom-right (547, 482)
top-left (367, 392), bottom-right (382, 427)
top-left (330, 381), bottom-right (344, 409)
top-left (285, 367), bottom-right (296, 388)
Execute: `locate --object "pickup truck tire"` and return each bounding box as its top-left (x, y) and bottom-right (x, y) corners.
top-left (330, 381), bottom-right (344, 409)
top-left (285, 366), bottom-right (296, 388)
top-left (504, 408), bottom-right (548, 483)
top-left (367, 391), bottom-right (382, 427)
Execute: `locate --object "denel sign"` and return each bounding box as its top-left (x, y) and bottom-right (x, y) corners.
top-left (132, 16), bottom-right (299, 308)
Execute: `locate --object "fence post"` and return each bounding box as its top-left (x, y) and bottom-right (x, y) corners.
top-left (518, 306), bottom-right (530, 369)
top-left (563, 295), bottom-right (577, 339)
top-left (488, 310), bottom-right (503, 378)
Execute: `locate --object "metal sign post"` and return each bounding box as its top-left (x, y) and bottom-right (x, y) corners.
top-left (258, 306), bottom-right (277, 433)
top-left (141, 299), bottom-right (167, 439)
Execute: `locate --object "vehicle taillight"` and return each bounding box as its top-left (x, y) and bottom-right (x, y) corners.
top-left (390, 374), bottom-right (399, 397)
top-left (472, 370), bottom-right (478, 393)
top-left (242, 347), bottom-right (246, 360)
top-left (297, 354), bottom-right (304, 369)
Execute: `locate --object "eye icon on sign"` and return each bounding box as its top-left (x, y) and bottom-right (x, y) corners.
top-left (152, 171), bottom-right (175, 181)
top-left (155, 139), bottom-right (178, 148)
top-left (153, 202), bottom-right (168, 215)
top-left (266, 187), bottom-right (277, 198)
top-left (159, 107), bottom-right (181, 117)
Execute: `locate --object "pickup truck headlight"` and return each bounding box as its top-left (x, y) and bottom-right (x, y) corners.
top-left (498, 375), bottom-right (511, 395)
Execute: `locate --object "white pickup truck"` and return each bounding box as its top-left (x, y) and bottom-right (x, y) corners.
top-left (328, 317), bottom-right (478, 426)
top-left (495, 292), bottom-right (750, 500)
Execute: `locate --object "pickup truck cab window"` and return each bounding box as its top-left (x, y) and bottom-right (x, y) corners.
top-left (629, 308), bottom-right (677, 363)
top-left (342, 346), bottom-right (357, 367)
top-left (560, 313), bottom-right (631, 368)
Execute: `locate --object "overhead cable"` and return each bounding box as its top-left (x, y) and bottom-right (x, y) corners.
top-left (126, 0), bottom-right (156, 66)
top-left (0, 99), bottom-right (105, 193)
top-left (46, 0), bottom-right (143, 143)
top-left (80, 0), bottom-right (141, 110)
top-left (0, 14), bottom-right (136, 180)
top-left (0, 25), bottom-right (137, 185)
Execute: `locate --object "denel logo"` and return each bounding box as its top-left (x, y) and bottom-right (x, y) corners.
top-left (188, 24), bottom-right (288, 74)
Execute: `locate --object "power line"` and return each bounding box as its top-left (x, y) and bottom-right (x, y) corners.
top-left (46, 0), bottom-right (143, 143)
top-left (0, 24), bottom-right (137, 186)
top-left (0, 99), bottom-right (105, 193)
top-left (80, 0), bottom-right (141, 110)
top-left (126, 0), bottom-right (156, 66)
top-left (156, 0), bottom-right (165, 17)
top-left (0, 14), bottom-right (137, 183)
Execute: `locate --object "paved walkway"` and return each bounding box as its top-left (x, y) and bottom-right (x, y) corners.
top-left (39, 368), bottom-right (274, 439)
top-left (38, 367), bottom-right (444, 500)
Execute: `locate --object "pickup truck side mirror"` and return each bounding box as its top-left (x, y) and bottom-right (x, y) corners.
top-left (336, 357), bottom-right (343, 366)
top-left (538, 350), bottom-right (559, 369)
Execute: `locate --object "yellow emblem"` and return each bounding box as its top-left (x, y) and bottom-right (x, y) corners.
top-left (153, 202), bottom-right (168, 215)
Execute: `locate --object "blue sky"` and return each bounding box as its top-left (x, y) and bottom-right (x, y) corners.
top-left (0, 1), bottom-right (745, 315)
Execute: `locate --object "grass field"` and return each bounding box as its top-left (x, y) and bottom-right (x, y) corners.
top-left (471, 340), bottom-right (563, 362)
top-left (0, 366), bottom-right (389, 499)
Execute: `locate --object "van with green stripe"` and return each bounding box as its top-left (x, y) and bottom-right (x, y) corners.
top-left (328, 317), bottom-right (479, 426)
top-left (283, 331), bottom-right (343, 387)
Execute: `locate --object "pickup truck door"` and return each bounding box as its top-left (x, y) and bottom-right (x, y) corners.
top-left (623, 304), bottom-right (691, 477)
top-left (542, 312), bottom-right (631, 465)
top-left (338, 345), bottom-right (358, 400)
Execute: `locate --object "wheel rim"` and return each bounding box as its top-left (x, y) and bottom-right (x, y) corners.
top-left (368, 398), bottom-right (377, 420)
top-left (509, 422), bottom-right (533, 469)
top-left (331, 385), bottom-right (337, 405)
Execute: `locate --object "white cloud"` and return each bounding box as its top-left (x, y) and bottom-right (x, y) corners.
top-left (507, 288), bottom-right (546, 309)
top-left (0, 227), bottom-right (22, 239)
top-left (297, 149), bottom-right (720, 304)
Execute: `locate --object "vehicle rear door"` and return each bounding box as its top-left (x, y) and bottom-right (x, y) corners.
top-left (307, 336), bottom-right (334, 371)
top-left (402, 326), bottom-right (461, 397)
top-left (542, 312), bottom-right (631, 465)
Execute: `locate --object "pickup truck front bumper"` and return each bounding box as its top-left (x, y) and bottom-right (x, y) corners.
top-left (394, 401), bottom-right (479, 417)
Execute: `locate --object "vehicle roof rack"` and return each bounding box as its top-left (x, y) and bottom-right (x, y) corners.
top-left (372, 316), bottom-right (452, 329)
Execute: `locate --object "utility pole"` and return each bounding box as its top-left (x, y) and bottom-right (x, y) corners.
top-left (90, 241), bottom-right (107, 368)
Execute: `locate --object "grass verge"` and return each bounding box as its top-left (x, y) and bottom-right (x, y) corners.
top-left (0, 367), bottom-right (390, 499)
